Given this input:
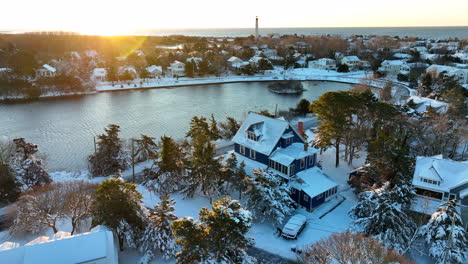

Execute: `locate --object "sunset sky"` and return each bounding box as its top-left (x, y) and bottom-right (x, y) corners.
top-left (3, 0), bottom-right (468, 35)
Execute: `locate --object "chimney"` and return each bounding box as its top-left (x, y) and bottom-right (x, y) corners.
top-left (304, 143), bottom-right (308, 151)
top-left (298, 121), bottom-right (304, 137)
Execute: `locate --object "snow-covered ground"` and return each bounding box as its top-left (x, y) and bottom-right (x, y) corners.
top-left (0, 144), bottom-right (365, 263)
top-left (95, 69), bottom-right (409, 94)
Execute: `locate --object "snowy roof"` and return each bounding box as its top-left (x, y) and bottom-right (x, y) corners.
top-left (42, 64), bottom-right (56, 72)
top-left (412, 156), bottom-right (468, 193)
top-left (227, 56), bottom-right (242, 63)
top-left (146, 65), bottom-right (162, 73)
top-left (270, 143), bottom-right (319, 166)
top-left (291, 167), bottom-right (338, 198)
top-left (382, 60), bottom-right (408, 66)
top-left (232, 113), bottom-right (293, 156)
top-left (0, 226), bottom-right (117, 264)
top-left (92, 68), bottom-right (107, 77)
top-left (344, 56), bottom-right (360, 61)
top-left (407, 96), bottom-right (448, 114)
top-left (0, 242), bottom-right (19, 251)
top-left (393, 53), bottom-right (412, 59)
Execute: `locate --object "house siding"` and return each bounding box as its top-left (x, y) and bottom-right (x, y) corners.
top-left (234, 143), bottom-right (269, 166)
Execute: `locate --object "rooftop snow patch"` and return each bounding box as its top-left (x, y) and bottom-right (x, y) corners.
top-left (413, 156), bottom-right (468, 192)
top-left (232, 113), bottom-right (291, 156)
top-left (0, 226), bottom-right (118, 264)
top-left (42, 64), bottom-right (56, 72)
top-left (291, 167), bottom-right (338, 198)
top-left (270, 143), bottom-right (318, 166)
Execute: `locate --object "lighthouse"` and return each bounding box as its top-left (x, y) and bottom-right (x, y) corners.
top-left (255, 16), bottom-right (259, 41)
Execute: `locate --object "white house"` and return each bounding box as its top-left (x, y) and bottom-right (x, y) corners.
top-left (227, 56), bottom-right (244, 66)
top-left (341, 56), bottom-right (361, 70)
top-left (378, 60), bottom-right (411, 76)
top-left (91, 68), bottom-right (107, 82)
top-left (407, 96), bottom-right (448, 114)
top-left (427, 65), bottom-right (468, 84)
top-left (0, 226), bottom-right (119, 264)
top-left (146, 65), bottom-right (163, 78)
top-left (168, 61), bottom-right (185, 77)
top-left (313, 58), bottom-right (336, 70)
top-left (410, 156), bottom-right (468, 223)
top-left (36, 64), bottom-right (57, 78)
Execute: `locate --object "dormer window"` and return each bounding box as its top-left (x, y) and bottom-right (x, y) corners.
top-left (421, 177), bottom-right (440, 186)
top-left (247, 131), bottom-right (258, 141)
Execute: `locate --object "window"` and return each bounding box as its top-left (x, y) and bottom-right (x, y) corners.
top-left (250, 149), bottom-right (256, 159)
top-left (449, 194), bottom-right (456, 200)
top-left (309, 155), bottom-right (314, 166)
top-left (290, 164), bottom-right (295, 175)
top-left (285, 137), bottom-right (291, 145)
top-left (300, 158), bottom-right (305, 169)
top-left (303, 194), bottom-right (309, 202)
top-left (239, 145), bottom-right (245, 155)
top-left (247, 131), bottom-right (257, 141)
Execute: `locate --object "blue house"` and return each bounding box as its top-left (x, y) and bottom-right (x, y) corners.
top-left (232, 113), bottom-right (338, 211)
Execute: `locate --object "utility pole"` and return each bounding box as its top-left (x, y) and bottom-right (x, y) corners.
top-left (131, 138), bottom-right (135, 183)
top-left (442, 209), bottom-right (457, 264)
top-left (93, 136), bottom-right (96, 154)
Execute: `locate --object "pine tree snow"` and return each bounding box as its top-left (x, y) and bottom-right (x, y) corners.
top-left (139, 194), bottom-right (177, 262)
top-left (349, 183), bottom-right (416, 252)
top-left (10, 138), bottom-right (50, 190)
top-left (245, 169), bottom-right (294, 225)
top-left (419, 200), bottom-right (467, 264)
top-left (172, 197), bottom-right (254, 264)
top-left (133, 135), bottom-right (158, 163)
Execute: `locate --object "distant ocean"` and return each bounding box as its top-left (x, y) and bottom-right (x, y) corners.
top-left (129, 27), bottom-right (468, 40)
top-left (2, 27), bottom-right (468, 39)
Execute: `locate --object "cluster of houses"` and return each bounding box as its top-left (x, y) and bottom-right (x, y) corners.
top-left (233, 112), bottom-right (467, 225)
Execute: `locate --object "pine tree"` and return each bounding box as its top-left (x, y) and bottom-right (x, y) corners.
top-left (349, 184), bottom-right (416, 252)
top-left (219, 116), bottom-right (240, 139)
top-left (310, 91), bottom-right (358, 167)
top-left (139, 194), bottom-right (177, 263)
top-left (209, 114), bottom-right (221, 141)
top-left (91, 177), bottom-right (145, 250)
top-left (143, 136), bottom-right (187, 193)
top-left (10, 138), bottom-right (51, 190)
top-left (0, 161), bottom-right (21, 205)
top-left (245, 169), bottom-right (294, 225)
top-left (295, 98), bottom-right (310, 116)
top-left (172, 197), bottom-right (254, 263)
top-left (420, 200), bottom-right (467, 264)
top-left (224, 153), bottom-right (248, 199)
top-left (134, 135), bottom-right (158, 163)
top-left (184, 116), bottom-right (225, 199)
top-left (88, 124), bottom-right (130, 177)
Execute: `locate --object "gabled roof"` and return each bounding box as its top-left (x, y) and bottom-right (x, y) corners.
top-left (42, 64), bottom-right (56, 72)
top-left (291, 167), bottom-right (338, 198)
top-left (270, 143), bottom-right (319, 166)
top-left (413, 156), bottom-right (468, 192)
top-left (232, 113), bottom-right (298, 156)
top-left (146, 65), bottom-right (162, 73)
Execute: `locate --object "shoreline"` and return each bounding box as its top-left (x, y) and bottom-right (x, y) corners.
top-left (0, 70), bottom-right (413, 102)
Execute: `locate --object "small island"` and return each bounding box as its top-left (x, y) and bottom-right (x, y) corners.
top-left (268, 80), bottom-right (305, 94)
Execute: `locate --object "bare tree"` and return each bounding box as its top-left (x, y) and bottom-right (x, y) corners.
top-left (300, 231), bottom-right (414, 264)
top-left (63, 181), bottom-right (97, 234)
top-left (11, 181), bottom-right (97, 235)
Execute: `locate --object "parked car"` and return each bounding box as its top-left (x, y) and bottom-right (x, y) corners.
top-left (281, 214), bottom-right (307, 239)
